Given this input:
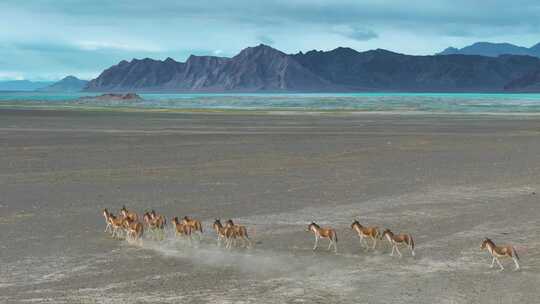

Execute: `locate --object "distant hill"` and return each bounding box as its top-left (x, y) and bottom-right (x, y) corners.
top-left (38, 76), bottom-right (88, 92)
top-left (0, 80), bottom-right (54, 91)
top-left (438, 42), bottom-right (540, 58)
top-left (85, 44), bottom-right (540, 92)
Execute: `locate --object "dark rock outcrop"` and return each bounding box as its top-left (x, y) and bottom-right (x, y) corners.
top-left (77, 93), bottom-right (143, 102)
top-left (85, 44), bottom-right (540, 92)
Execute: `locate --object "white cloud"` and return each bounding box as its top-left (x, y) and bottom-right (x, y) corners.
top-left (0, 71), bottom-right (25, 81)
top-left (74, 40), bottom-right (162, 52)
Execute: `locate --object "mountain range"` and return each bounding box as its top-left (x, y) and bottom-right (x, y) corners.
top-left (438, 42), bottom-right (540, 58)
top-left (85, 44), bottom-right (540, 92)
top-left (0, 80), bottom-right (54, 91)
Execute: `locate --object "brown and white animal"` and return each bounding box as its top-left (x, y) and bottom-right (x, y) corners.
top-left (351, 220), bottom-right (380, 250)
top-left (120, 205), bottom-right (139, 222)
top-left (213, 219), bottom-right (234, 248)
top-left (381, 229), bottom-right (415, 258)
top-left (225, 219), bottom-right (251, 248)
top-left (123, 217), bottom-right (144, 245)
top-left (107, 213), bottom-right (128, 239)
top-left (480, 238), bottom-right (520, 271)
top-left (182, 216), bottom-right (203, 236)
top-left (172, 217), bottom-right (193, 243)
top-left (143, 211), bottom-right (166, 240)
top-left (149, 210), bottom-right (167, 229)
top-left (306, 222), bottom-right (338, 253)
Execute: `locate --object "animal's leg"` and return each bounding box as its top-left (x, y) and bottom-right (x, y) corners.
top-left (512, 257), bottom-right (520, 270)
top-left (410, 245), bottom-right (415, 256)
top-left (495, 258), bottom-right (504, 271)
top-left (240, 237), bottom-right (245, 248)
top-left (242, 236), bottom-right (250, 248)
top-left (327, 239), bottom-right (333, 250)
top-left (360, 236), bottom-right (368, 249)
top-left (371, 237), bottom-right (377, 250)
top-left (395, 245), bottom-right (402, 258)
top-left (333, 239), bottom-right (338, 253)
top-left (313, 236), bottom-right (319, 250)
top-left (490, 257), bottom-right (496, 268)
top-left (390, 244), bottom-right (395, 256)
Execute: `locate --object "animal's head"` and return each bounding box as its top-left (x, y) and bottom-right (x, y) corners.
top-left (481, 238), bottom-right (491, 249)
top-left (225, 219), bottom-right (234, 227)
top-left (381, 229), bottom-right (391, 239)
top-left (213, 218), bottom-right (222, 226)
top-left (102, 208), bottom-right (109, 217)
top-left (351, 219), bottom-right (359, 229)
top-left (171, 216), bottom-right (178, 224)
top-left (307, 222), bottom-right (318, 232)
top-left (183, 216), bottom-right (190, 221)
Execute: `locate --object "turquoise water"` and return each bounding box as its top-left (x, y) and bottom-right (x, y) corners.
top-left (1, 91), bottom-right (540, 113)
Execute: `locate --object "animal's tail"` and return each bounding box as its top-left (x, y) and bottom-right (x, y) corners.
top-left (513, 247), bottom-right (520, 261)
top-left (409, 234), bottom-right (415, 250)
top-left (334, 230), bottom-right (338, 243)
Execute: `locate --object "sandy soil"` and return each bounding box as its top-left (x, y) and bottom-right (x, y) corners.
top-left (1, 109), bottom-right (539, 304)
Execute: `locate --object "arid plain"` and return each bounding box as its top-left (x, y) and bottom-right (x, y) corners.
top-left (1, 109), bottom-right (539, 303)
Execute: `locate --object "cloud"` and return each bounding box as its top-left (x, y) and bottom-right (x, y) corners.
top-left (2, 0), bottom-right (540, 79)
top-left (0, 71), bottom-right (25, 81)
top-left (257, 35), bottom-right (275, 45)
top-left (74, 41), bottom-right (163, 52)
top-left (333, 26), bottom-right (378, 41)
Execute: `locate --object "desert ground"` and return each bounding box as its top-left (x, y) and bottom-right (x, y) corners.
top-left (1, 109), bottom-right (539, 303)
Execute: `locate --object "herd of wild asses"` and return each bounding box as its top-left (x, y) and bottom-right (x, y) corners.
top-left (102, 206), bottom-right (521, 272)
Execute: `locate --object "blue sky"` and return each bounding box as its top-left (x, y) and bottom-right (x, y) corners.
top-left (1, 0), bottom-right (540, 81)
